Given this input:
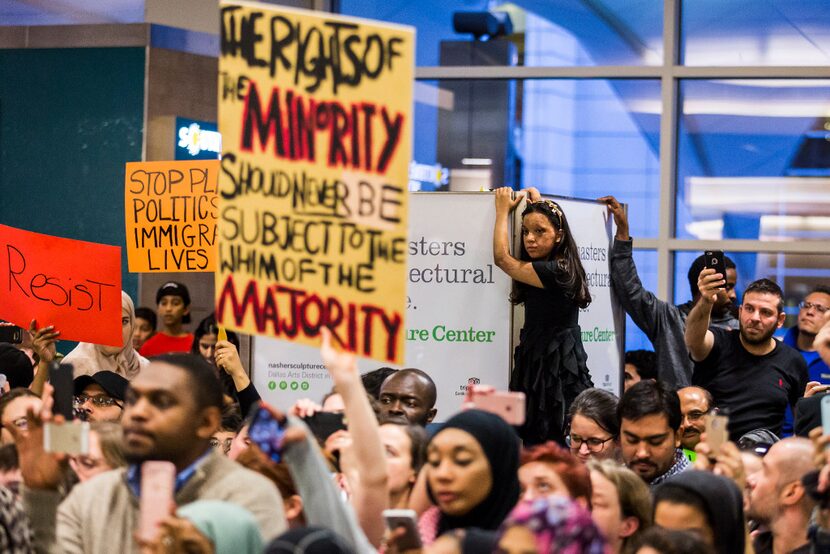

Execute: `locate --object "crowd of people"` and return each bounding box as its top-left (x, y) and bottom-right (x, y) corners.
top-left (0, 188), bottom-right (829, 553)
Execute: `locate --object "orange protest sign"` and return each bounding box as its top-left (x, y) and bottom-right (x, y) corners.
top-left (0, 224), bottom-right (122, 346)
top-left (124, 160), bottom-right (219, 272)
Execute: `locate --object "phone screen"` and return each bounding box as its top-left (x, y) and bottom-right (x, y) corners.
top-left (249, 407), bottom-right (286, 462)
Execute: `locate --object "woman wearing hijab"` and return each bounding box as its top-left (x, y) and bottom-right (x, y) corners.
top-left (64, 291), bottom-right (149, 380)
top-left (417, 409), bottom-right (521, 546)
top-left (653, 470), bottom-right (746, 554)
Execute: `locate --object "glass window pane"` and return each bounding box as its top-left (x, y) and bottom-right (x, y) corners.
top-left (674, 251), bottom-right (830, 333)
top-left (625, 250), bottom-right (657, 353)
top-left (675, 80), bottom-right (830, 242)
top-left (682, 0), bottom-right (830, 66)
top-left (414, 79), bottom-right (661, 238)
top-left (339, 0), bottom-right (662, 67)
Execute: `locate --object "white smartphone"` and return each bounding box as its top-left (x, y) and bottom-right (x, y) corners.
top-left (383, 509), bottom-right (422, 550)
top-left (137, 461), bottom-right (176, 543)
top-left (704, 413), bottom-right (729, 455)
top-left (43, 422), bottom-right (90, 455)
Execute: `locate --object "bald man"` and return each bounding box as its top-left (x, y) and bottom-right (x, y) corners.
top-left (677, 386), bottom-right (712, 454)
top-left (746, 438), bottom-right (816, 554)
top-left (378, 368), bottom-right (437, 426)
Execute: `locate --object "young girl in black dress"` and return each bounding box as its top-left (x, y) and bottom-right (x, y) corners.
top-left (492, 187), bottom-right (593, 445)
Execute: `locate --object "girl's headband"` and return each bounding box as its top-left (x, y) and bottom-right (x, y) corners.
top-left (527, 199), bottom-right (564, 228)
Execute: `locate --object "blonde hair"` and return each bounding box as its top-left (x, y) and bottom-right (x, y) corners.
top-left (91, 422), bottom-right (127, 469)
top-left (588, 459), bottom-right (652, 552)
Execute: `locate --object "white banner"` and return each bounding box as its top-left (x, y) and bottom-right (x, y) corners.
top-left (251, 192), bottom-right (622, 418)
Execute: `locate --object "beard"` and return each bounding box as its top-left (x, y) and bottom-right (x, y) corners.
top-left (739, 322), bottom-right (777, 345)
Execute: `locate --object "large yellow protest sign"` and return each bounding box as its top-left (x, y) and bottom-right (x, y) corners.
top-left (216, 1), bottom-right (413, 364)
top-left (125, 160), bottom-right (219, 272)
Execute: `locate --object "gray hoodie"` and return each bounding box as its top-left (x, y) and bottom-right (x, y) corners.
top-left (610, 238), bottom-right (739, 390)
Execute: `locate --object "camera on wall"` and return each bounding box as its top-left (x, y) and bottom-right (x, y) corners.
top-left (452, 11), bottom-right (513, 41)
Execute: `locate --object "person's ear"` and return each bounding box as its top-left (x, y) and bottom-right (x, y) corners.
top-left (284, 494), bottom-right (304, 522)
top-left (619, 516), bottom-right (640, 539)
top-left (196, 406), bottom-right (222, 440)
top-left (426, 408), bottom-right (437, 424)
top-left (780, 480), bottom-right (805, 507)
top-left (673, 431), bottom-right (681, 448)
top-left (776, 310), bottom-right (786, 329)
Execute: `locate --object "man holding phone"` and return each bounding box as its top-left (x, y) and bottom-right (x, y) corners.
top-left (15, 353), bottom-right (286, 553)
top-left (686, 277), bottom-right (808, 440)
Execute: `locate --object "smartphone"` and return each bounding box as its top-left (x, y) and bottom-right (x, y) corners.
top-left (0, 325), bottom-right (23, 344)
top-left (704, 250), bottom-right (725, 288)
top-left (470, 390), bottom-right (526, 425)
top-left (137, 461), bottom-right (176, 543)
top-left (303, 412), bottom-right (347, 443)
top-left (44, 421), bottom-right (90, 455)
top-left (249, 406), bottom-right (287, 463)
top-left (383, 509), bottom-right (422, 551)
top-left (705, 413), bottom-right (729, 455)
top-left (50, 362), bottom-right (75, 421)
top-left (821, 395), bottom-right (830, 440)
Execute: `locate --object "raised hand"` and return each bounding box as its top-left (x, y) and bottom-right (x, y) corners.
top-left (9, 383), bottom-right (65, 490)
top-left (523, 187), bottom-right (542, 203)
top-left (598, 195), bottom-right (629, 240)
top-left (697, 268), bottom-right (724, 305)
top-left (320, 327), bottom-right (359, 385)
top-left (494, 187), bottom-right (524, 215)
top-left (29, 319), bottom-right (60, 364)
top-left (215, 340), bottom-right (244, 376)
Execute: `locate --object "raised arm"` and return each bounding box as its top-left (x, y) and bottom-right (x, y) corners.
top-left (28, 320), bottom-right (60, 397)
top-left (215, 340), bottom-right (260, 417)
top-left (492, 187), bottom-right (543, 288)
top-left (600, 196), bottom-right (669, 339)
top-left (320, 328), bottom-right (388, 548)
top-left (685, 268), bottom-right (722, 361)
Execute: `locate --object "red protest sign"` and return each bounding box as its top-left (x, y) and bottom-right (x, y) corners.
top-left (0, 224), bottom-right (122, 346)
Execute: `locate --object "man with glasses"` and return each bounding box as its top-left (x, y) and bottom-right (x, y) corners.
top-left (73, 372), bottom-right (128, 423)
top-left (783, 286), bottom-right (830, 385)
top-left (0, 388), bottom-right (41, 445)
top-left (676, 386), bottom-right (712, 462)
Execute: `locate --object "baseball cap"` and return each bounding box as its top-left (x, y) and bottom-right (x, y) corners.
top-left (73, 371), bottom-right (129, 401)
top-left (156, 281), bottom-right (192, 324)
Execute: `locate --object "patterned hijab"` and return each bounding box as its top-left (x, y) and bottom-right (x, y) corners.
top-left (498, 496), bottom-right (606, 554)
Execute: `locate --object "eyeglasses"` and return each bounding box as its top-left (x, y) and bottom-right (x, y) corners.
top-left (73, 395), bottom-right (122, 409)
top-left (10, 418), bottom-right (27, 430)
top-left (800, 301), bottom-right (829, 314)
top-left (567, 434), bottom-right (615, 452)
top-left (685, 410), bottom-right (707, 422)
top-left (210, 437), bottom-right (234, 454)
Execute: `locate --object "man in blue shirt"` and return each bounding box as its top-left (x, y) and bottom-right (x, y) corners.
top-left (783, 286), bottom-right (830, 384)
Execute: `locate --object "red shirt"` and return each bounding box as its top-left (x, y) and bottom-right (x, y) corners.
top-left (139, 332), bottom-right (194, 357)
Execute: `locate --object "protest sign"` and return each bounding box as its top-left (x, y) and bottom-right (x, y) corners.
top-left (216, 2), bottom-right (414, 365)
top-left (125, 160), bottom-right (219, 272)
top-left (0, 224), bottom-right (122, 346)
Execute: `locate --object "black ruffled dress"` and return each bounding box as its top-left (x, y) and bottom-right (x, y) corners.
top-left (510, 260), bottom-right (593, 445)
